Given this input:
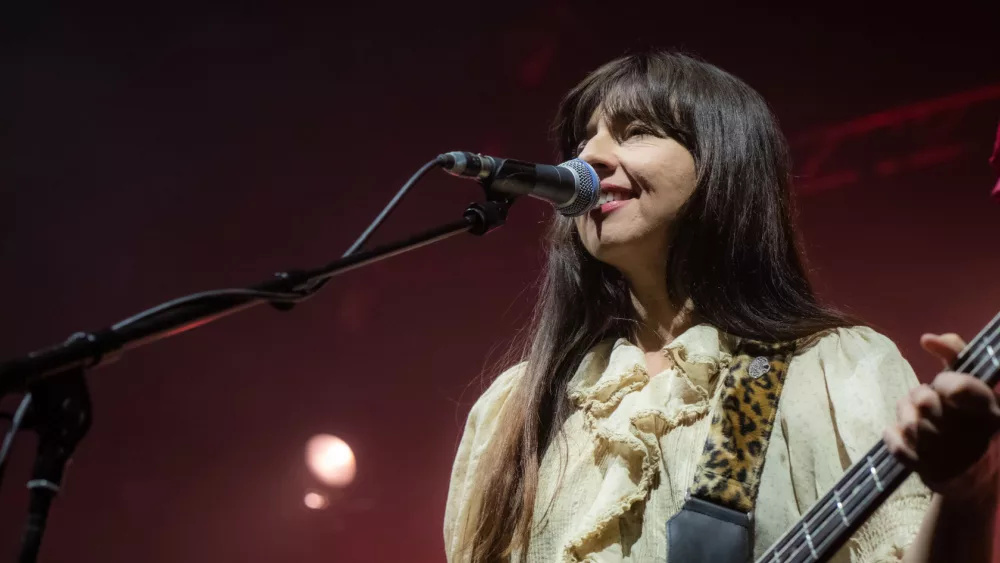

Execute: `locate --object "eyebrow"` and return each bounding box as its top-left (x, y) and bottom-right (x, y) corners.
top-left (583, 108), bottom-right (603, 134)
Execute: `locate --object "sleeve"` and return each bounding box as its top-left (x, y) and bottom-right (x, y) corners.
top-left (443, 363), bottom-right (526, 562)
top-left (778, 326), bottom-right (933, 563)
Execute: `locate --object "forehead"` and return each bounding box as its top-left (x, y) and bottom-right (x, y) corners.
top-left (565, 76), bottom-right (671, 150)
top-left (584, 106), bottom-right (605, 132)
top-left (583, 102), bottom-right (649, 135)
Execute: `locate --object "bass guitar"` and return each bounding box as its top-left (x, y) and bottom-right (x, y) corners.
top-left (755, 310), bottom-right (1000, 562)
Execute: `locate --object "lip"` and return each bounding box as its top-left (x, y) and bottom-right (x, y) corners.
top-left (593, 199), bottom-right (631, 216)
top-left (592, 183), bottom-right (636, 217)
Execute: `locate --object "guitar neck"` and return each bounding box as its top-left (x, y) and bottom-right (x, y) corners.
top-left (755, 311), bottom-right (1000, 563)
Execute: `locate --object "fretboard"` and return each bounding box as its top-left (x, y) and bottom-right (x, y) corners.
top-left (755, 310), bottom-right (1000, 563)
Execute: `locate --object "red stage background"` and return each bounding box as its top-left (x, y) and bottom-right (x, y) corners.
top-left (2, 2), bottom-right (999, 562)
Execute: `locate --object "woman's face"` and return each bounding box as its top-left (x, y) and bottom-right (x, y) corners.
top-left (573, 106), bottom-right (698, 274)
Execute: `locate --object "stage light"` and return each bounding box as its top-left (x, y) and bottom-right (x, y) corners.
top-left (306, 434), bottom-right (356, 487)
top-left (304, 491), bottom-right (329, 510)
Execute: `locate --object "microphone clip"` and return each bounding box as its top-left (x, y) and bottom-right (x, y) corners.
top-left (464, 199), bottom-right (511, 236)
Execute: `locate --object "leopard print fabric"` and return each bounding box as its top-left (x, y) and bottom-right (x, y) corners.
top-left (688, 338), bottom-right (799, 513)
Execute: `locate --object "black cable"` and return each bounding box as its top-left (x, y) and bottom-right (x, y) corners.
top-left (342, 157), bottom-right (444, 257)
top-left (0, 155), bottom-right (452, 560)
top-left (110, 288), bottom-right (307, 331)
top-left (299, 156), bottom-right (444, 294)
top-left (110, 157), bottom-right (444, 331)
top-left (0, 394), bottom-right (34, 491)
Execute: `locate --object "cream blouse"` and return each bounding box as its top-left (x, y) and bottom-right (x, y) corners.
top-left (444, 325), bottom-right (932, 563)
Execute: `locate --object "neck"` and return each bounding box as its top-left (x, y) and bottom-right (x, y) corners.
top-left (624, 264), bottom-right (691, 353)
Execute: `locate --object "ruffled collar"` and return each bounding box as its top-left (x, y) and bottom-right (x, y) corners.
top-left (557, 324), bottom-right (735, 562)
top-left (568, 323), bottom-right (734, 404)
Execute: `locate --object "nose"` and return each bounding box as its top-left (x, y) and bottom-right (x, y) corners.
top-left (576, 130), bottom-right (618, 176)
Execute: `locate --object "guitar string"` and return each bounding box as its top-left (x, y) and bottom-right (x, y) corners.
top-left (793, 447), bottom-right (904, 563)
top-left (763, 324), bottom-right (1000, 563)
top-left (811, 456), bottom-right (910, 561)
top-left (769, 451), bottom-right (908, 563)
top-left (768, 454), bottom-right (899, 563)
top-left (755, 318), bottom-right (1000, 562)
top-left (800, 323), bottom-right (1000, 559)
top-left (765, 324), bottom-right (1000, 563)
top-left (758, 444), bottom-right (896, 563)
top-left (763, 311), bottom-right (1000, 558)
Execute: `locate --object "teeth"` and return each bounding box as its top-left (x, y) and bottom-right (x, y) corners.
top-left (598, 191), bottom-right (630, 204)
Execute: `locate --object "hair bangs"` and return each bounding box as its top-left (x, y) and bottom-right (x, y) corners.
top-left (556, 55), bottom-right (695, 161)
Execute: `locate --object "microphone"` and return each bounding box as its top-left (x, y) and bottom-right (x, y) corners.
top-left (438, 151), bottom-right (599, 217)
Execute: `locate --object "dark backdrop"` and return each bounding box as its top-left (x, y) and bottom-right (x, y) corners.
top-left (2, 2), bottom-right (999, 562)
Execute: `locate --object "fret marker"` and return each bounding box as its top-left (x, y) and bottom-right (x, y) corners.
top-left (988, 345), bottom-right (999, 369)
top-left (868, 456), bottom-right (884, 492)
top-left (834, 489), bottom-right (849, 526)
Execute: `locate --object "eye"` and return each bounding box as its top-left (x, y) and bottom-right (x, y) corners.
top-left (623, 123), bottom-right (657, 139)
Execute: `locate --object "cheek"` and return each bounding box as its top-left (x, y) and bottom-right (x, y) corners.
top-left (634, 157), bottom-right (697, 221)
top-left (574, 215), bottom-right (598, 252)
top-left (638, 187), bottom-right (690, 224)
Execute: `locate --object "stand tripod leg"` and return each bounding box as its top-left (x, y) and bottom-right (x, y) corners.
top-left (18, 369), bottom-right (92, 563)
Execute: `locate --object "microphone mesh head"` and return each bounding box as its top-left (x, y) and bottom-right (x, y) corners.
top-left (556, 159), bottom-right (599, 217)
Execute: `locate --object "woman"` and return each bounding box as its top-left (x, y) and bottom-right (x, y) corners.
top-left (444, 52), bottom-right (1000, 563)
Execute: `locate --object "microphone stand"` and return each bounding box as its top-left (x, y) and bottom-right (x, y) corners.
top-left (17, 368), bottom-right (91, 563)
top-left (0, 190), bottom-right (513, 561)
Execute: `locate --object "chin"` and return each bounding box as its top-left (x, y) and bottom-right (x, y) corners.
top-left (581, 238), bottom-right (636, 269)
top-left (577, 216), bottom-right (665, 267)
top-left (580, 225), bottom-right (667, 273)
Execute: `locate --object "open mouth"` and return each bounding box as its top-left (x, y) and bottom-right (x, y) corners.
top-left (596, 190), bottom-right (634, 205)
top-left (591, 187), bottom-right (636, 216)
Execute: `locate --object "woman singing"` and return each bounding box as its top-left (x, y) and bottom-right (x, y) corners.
top-left (444, 52), bottom-right (1000, 562)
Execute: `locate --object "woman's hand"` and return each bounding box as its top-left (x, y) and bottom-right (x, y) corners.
top-left (884, 333), bottom-right (1000, 499)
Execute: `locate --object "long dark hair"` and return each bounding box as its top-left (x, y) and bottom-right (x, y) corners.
top-left (464, 51), bottom-right (853, 562)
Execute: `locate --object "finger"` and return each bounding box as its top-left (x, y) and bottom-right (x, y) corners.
top-left (909, 385), bottom-right (944, 420)
top-left (897, 397), bottom-right (943, 451)
top-left (920, 333), bottom-right (967, 367)
top-left (883, 426), bottom-right (919, 469)
top-left (931, 372), bottom-right (999, 413)
top-left (897, 394), bottom-right (920, 445)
